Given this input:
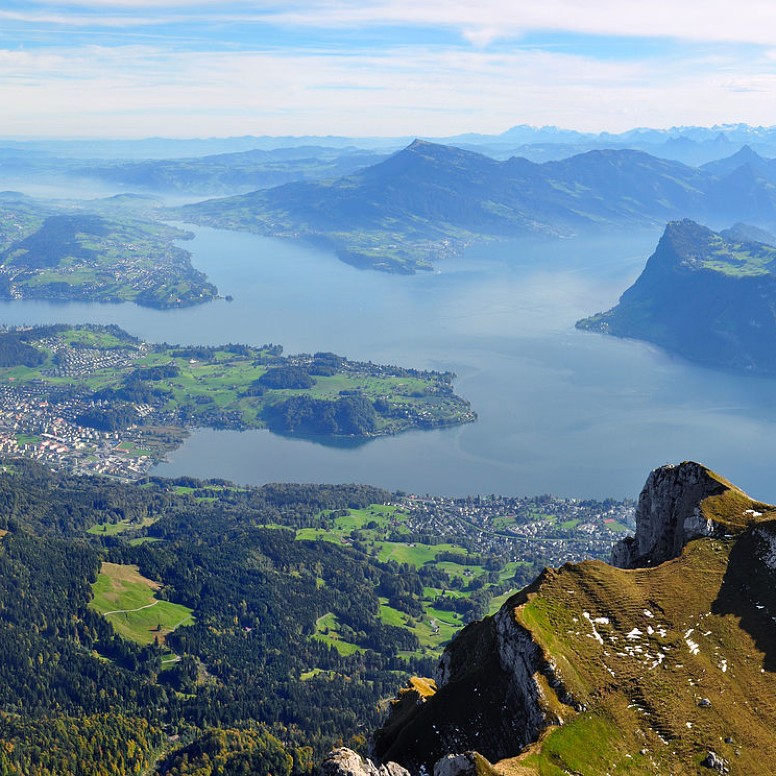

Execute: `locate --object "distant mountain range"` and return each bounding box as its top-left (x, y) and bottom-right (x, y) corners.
top-left (179, 140), bottom-right (776, 272)
top-left (6, 122), bottom-right (776, 162)
top-left (577, 218), bottom-right (776, 373)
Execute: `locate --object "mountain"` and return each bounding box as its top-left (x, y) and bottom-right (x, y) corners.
top-left (179, 141), bottom-right (711, 273)
top-left (701, 145), bottom-right (776, 183)
top-left (346, 461), bottom-right (776, 775)
top-left (75, 147), bottom-right (389, 196)
top-left (577, 219), bottom-right (776, 373)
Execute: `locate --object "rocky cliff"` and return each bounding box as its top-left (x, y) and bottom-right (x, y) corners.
top-left (576, 219), bottom-right (776, 374)
top-left (362, 462), bottom-right (776, 775)
top-left (610, 461), bottom-right (754, 568)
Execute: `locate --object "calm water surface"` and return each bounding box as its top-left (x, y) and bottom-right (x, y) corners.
top-left (2, 225), bottom-right (776, 500)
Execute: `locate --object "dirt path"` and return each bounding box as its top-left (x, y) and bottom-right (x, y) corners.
top-left (104, 599), bottom-right (161, 616)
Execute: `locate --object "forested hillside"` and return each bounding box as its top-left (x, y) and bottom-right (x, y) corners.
top-left (0, 460), bottom-right (629, 774)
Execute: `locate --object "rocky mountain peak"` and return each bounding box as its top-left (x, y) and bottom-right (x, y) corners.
top-left (611, 461), bottom-right (755, 568)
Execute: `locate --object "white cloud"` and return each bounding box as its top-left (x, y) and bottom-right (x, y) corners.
top-left (246, 1), bottom-right (776, 47)
top-left (9, 1), bottom-right (776, 47)
top-left (1, 42), bottom-right (775, 138)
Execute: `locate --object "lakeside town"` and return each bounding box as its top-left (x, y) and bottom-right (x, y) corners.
top-left (402, 492), bottom-right (635, 567)
top-left (0, 323), bottom-right (477, 479)
top-left (0, 380), bottom-right (162, 479)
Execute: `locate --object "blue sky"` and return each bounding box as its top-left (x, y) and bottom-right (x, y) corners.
top-left (2, 1), bottom-right (776, 138)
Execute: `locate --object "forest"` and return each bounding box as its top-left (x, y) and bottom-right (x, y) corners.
top-left (0, 461), bottom-right (432, 774)
top-left (0, 458), bottom-right (629, 775)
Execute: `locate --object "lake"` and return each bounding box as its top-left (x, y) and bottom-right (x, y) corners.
top-left (2, 224), bottom-right (776, 501)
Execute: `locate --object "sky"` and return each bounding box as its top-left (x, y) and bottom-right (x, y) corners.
top-left (2, 0), bottom-right (776, 139)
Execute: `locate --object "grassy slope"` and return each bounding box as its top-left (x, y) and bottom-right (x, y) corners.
top-left (381, 471), bottom-right (776, 774)
top-left (502, 482), bottom-right (776, 773)
top-left (90, 562), bottom-right (194, 646)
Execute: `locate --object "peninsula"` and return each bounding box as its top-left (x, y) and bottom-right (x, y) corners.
top-left (0, 324), bottom-right (475, 478)
top-left (577, 219), bottom-right (776, 373)
top-left (0, 193), bottom-right (216, 308)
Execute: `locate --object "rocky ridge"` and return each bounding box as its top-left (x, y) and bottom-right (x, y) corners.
top-left (336, 462), bottom-right (776, 775)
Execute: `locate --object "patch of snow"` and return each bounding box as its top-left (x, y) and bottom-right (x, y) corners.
top-left (649, 653), bottom-right (665, 670)
top-left (643, 609), bottom-right (654, 618)
top-left (745, 509), bottom-right (763, 517)
top-left (582, 611), bottom-right (604, 645)
top-left (626, 628), bottom-right (643, 640)
top-left (686, 637), bottom-right (700, 655)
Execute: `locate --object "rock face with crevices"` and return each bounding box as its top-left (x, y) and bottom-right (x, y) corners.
top-left (611, 461), bottom-right (730, 568)
top-left (321, 748), bottom-right (410, 776)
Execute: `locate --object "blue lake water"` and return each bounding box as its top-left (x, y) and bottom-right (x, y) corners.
top-left (2, 224), bottom-right (776, 501)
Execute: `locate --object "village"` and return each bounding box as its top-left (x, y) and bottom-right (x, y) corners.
top-left (401, 492), bottom-right (635, 567)
top-left (0, 381), bottom-right (157, 480)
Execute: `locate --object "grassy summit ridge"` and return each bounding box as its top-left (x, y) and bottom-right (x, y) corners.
top-left (375, 463), bottom-right (776, 774)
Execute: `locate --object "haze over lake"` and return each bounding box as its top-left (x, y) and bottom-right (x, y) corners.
top-left (3, 224), bottom-right (776, 501)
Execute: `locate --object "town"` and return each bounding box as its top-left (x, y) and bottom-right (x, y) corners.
top-left (402, 492), bottom-right (635, 568)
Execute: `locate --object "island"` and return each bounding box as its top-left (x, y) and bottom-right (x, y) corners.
top-left (576, 219), bottom-right (776, 373)
top-left (0, 193), bottom-right (216, 308)
top-left (0, 324), bottom-right (476, 478)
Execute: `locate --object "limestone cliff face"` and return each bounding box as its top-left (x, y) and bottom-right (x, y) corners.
top-left (611, 461), bottom-right (730, 568)
top-left (372, 568), bottom-right (582, 773)
top-left (371, 462), bottom-right (776, 775)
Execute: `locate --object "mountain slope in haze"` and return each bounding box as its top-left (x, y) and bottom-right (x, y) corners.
top-left (179, 141), bottom-right (711, 273)
top-left (365, 462), bottom-right (776, 775)
top-left (577, 219), bottom-right (776, 373)
top-left (76, 146), bottom-right (388, 196)
top-left (701, 144), bottom-right (776, 184)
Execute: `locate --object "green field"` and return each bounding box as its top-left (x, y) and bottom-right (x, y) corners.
top-left (90, 562), bottom-right (194, 645)
top-left (87, 516), bottom-right (158, 537)
top-left (312, 612), bottom-right (364, 657)
top-left (289, 504), bottom-right (523, 657)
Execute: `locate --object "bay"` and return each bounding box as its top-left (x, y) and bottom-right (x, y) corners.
top-left (2, 225), bottom-right (776, 500)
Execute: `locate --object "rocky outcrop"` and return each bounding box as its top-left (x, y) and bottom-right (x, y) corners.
top-left (611, 461), bottom-right (732, 568)
top-left (576, 220), bottom-right (776, 374)
top-left (321, 748), bottom-right (410, 776)
top-left (373, 577), bottom-right (583, 774)
top-left (433, 752), bottom-right (495, 776)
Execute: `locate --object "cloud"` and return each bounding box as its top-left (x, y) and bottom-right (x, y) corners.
top-left (8, 1), bottom-right (776, 48)
top-left (2, 42), bottom-right (775, 138)
top-left (238, 1), bottom-right (776, 47)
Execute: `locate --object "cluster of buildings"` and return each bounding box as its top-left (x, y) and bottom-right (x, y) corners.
top-left (401, 493), bottom-right (635, 567)
top-left (0, 382), bottom-right (154, 480)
